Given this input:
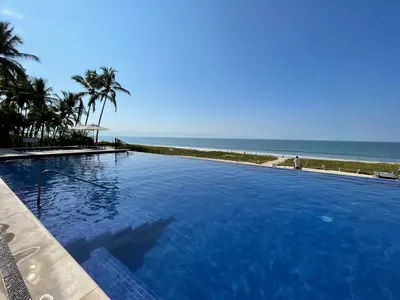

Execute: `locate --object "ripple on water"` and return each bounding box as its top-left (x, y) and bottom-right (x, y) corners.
top-left (321, 216), bottom-right (333, 223)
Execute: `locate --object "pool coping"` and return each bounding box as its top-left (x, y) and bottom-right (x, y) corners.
top-left (0, 178), bottom-right (110, 300)
top-left (0, 148), bottom-right (128, 161)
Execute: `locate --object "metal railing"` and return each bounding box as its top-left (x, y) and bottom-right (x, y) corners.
top-left (37, 169), bottom-right (111, 208)
top-left (114, 138), bottom-right (129, 149)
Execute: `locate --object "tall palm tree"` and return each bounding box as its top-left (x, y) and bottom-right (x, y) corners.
top-left (72, 69), bottom-right (100, 125)
top-left (0, 22), bottom-right (39, 83)
top-left (29, 77), bottom-right (55, 144)
top-left (95, 67), bottom-right (131, 142)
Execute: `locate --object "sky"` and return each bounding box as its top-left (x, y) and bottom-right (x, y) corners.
top-left (1, 0), bottom-right (400, 141)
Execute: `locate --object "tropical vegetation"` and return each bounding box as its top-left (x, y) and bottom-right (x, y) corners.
top-left (0, 21), bottom-right (130, 147)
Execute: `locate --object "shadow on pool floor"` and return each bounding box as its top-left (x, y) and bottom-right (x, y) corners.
top-left (65, 216), bottom-right (175, 273)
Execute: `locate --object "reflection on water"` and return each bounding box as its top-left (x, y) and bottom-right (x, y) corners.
top-left (65, 216), bottom-right (175, 273)
top-left (1, 154), bottom-right (124, 223)
top-left (114, 151), bottom-right (132, 164)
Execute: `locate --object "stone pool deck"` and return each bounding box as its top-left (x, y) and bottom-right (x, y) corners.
top-left (0, 148), bottom-right (128, 161)
top-left (0, 179), bottom-right (110, 300)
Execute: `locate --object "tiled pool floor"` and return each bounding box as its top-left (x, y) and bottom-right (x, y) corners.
top-left (1, 153), bottom-right (400, 299)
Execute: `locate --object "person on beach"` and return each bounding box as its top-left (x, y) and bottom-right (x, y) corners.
top-left (294, 156), bottom-right (301, 170)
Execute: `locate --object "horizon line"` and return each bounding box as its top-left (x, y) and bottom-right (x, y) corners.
top-left (100, 135), bottom-right (400, 144)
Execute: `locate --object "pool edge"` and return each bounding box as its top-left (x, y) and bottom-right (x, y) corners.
top-left (0, 178), bottom-right (110, 300)
top-left (0, 148), bottom-right (129, 161)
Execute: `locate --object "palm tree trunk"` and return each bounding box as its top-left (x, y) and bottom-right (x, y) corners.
top-left (84, 104), bottom-right (91, 125)
top-left (23, 106), bottom-right (28, 137)
top-left (96, 97), bottom-right (106, 143)
top-left (76, 103), bottom-right (84, 126)
top-left (40, 123), bottom-right (45, 145)
top-left (52, 127), bottom-right (58, 138)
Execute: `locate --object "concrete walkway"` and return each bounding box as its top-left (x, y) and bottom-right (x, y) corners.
top-left (0, 149), bottom-right (20, 156)
top-left (0, 179), bottom-right (109, 299)
top-left (278, 165), bottom-right (373, 178)
top-left (261, 156), bottom-right (287, 167)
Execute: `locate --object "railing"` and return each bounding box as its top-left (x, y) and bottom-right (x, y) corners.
top-left (37, 169), bottom-right (111, 209)
top-left (114, 138), bottom-right (129, 149)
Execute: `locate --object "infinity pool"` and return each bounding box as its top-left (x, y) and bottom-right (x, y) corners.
top-left (1, 152), bottom-right (400, 299)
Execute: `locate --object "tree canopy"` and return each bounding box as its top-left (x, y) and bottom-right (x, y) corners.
top-left (0, 21), bottom-right (130, 147)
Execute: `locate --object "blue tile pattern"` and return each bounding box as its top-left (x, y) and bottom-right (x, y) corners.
top-left (83, 248), bottom-right (157, 300)
top-left (1, 153), bottom-right (400, 299)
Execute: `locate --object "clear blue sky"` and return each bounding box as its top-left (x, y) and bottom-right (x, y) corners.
top-left (2, 0), bottom-right (400, 141)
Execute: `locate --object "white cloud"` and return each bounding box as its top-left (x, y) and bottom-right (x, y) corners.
top-left (1, 7), bottom-right (23, 19)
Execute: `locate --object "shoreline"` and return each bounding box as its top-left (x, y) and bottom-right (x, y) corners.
top-left (130, 143), bottom-right (400, 164)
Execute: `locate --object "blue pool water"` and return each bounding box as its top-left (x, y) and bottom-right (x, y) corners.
top-left (1, 153), bottom-right (400, 299)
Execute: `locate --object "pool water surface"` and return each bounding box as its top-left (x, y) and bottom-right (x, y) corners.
top-left (1, 153), bottom-right (400, 300)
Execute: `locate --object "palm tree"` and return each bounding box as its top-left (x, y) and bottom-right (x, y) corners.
top-left (94, 67), bottom-right (131, 142)
top-left (2, 77), bottom-right (33, 140)
top-left (72, 69), bottom-right (100, 125)
top-left (0, 22), bottom-right (39, 83)
top-left (29, 77), bottom-right (55, 144)
top-left (0, 100), bottom-right (22, 146)
top-left (41, 105), bottom-right (59, 142)
top-left (56, 91), bottom-right (84, 125)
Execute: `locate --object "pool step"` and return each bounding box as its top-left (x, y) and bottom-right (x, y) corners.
top-left (82, 248), bottom-right (159, 300)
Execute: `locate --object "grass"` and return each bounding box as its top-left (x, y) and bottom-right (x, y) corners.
top-left (98, 142), bottom-right (277, 164)
top-left (278, 157), bottom-right (400, 175)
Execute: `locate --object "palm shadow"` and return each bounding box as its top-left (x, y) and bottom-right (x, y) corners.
top-left (65, 216), bottom-right (175, 273)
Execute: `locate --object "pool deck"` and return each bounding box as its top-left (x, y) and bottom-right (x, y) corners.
top-left (0, 147), bottom-right (128, 161)
top-left (278, 165), bottom-right (373, 178)
top-left (0, 179), bottom-right (110, 300)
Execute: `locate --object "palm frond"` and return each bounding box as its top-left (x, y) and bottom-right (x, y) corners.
top-left (71, 75), bottom-right (89, 89)
top-left (0, 21), bottom-right (40, 72)
top-left (0, 57), bottom-right (27, 80)
top-left (113, 86), bottom-right (131, 96)
top-left (105, 91), bottom-right (117, 112)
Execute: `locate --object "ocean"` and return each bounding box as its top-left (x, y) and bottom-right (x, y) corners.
top-left (101, 136), bottom-right (400, 162)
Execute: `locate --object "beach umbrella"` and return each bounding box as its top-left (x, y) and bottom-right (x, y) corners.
top-left (71, 124), bottom-right (109, 131)
top-left (71, 124), bottom-right (109, 140)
